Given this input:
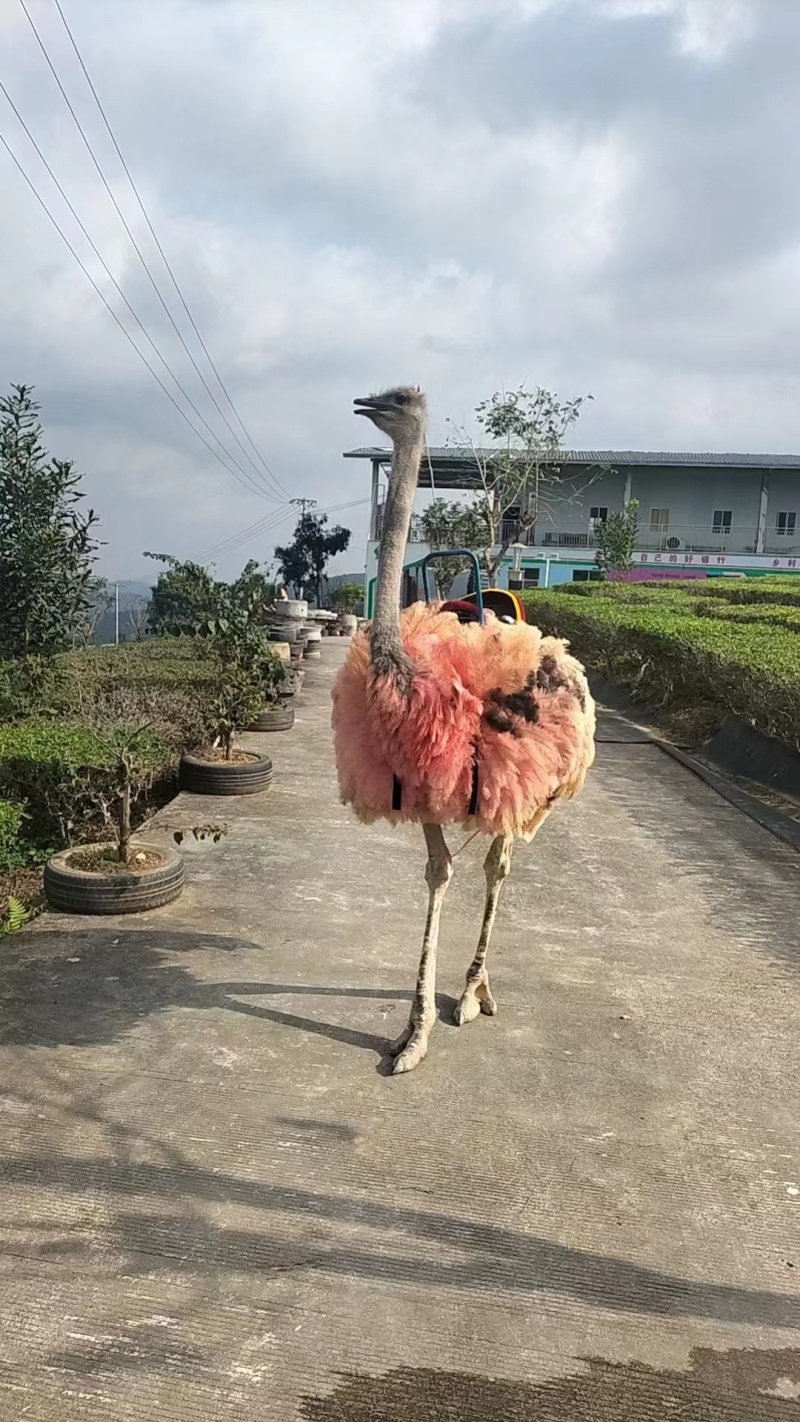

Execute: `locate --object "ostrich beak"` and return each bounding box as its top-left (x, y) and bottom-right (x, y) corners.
top-left (354, 395), bottom-right (390, 416)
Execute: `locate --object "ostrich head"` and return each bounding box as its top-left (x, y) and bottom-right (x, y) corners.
top-left (354, 386), bottom-right (427, 443)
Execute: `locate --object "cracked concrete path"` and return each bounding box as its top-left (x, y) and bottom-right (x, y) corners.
top-left (0, 643), bottom-right (799, 1419)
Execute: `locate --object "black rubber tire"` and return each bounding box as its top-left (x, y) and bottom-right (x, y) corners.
top-left (44, 843), bottom-right (185, 916)
top-left (268, 625), bottom-right (299, 644)
top-left (179, 750), bottom-right (273, 796)
top-left (246, 705), bottom-right (294, 732)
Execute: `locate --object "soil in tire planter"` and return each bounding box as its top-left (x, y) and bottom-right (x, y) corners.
top-left (246, 705), bottom-right (294, 732)
top-left (179, 750), bottom-right (273, 796)
top-left (44, 842), bottom-right (185, 915)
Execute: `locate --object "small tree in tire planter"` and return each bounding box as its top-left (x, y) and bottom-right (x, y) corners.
top-left (29, 726), bottom-right (185, 915)
top-left (179, 599), bottom-right (283, 795)
top-left (246, 653), bottom-right (295, 732)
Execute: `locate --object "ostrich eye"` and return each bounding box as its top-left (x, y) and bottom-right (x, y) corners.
top-left (394, 392), bottom-right (407, 405)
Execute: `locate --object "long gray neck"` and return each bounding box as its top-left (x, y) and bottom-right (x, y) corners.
top-left (370, 432), bottom-right (423, 674)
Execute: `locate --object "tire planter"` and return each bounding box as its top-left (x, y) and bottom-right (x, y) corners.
top-left (246, 705), bottom-right (294, 732)
top-left (179, 750), bottom-right (273, 796)
top-left (303, 646), bottom-right (321, 661)
top-left (269, 624), bottom-right (299, 644)
top-left (44, 842), bottom-right (185, 916)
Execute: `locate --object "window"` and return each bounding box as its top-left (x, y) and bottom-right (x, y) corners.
top-left (509, 568), bottom-right (540, 590)
top-left (712, 509), bottom-right (732, 534)
top-left (572, 569), bottom-right (602, 582)
top-left (650, 508), bottom-right (670, 532)
top-left (589, 506), bottom-right (608, 525)
top-left (776, 511), bottom-right (797, 536)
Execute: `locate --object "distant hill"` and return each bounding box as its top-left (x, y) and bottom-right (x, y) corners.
top-left (327, 572), bottom-right (364, 591)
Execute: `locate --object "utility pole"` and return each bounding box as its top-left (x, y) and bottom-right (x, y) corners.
top-left (290, 497), bottom-right (317, 517)
top-left (114, 581), bottom-right (120, 647)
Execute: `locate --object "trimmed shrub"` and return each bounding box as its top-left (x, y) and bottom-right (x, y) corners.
top-left (0, 724), bottom-right (174, 848)
top-left (522, 590), bottom-right (800, 750)
top-left (692, 600), bottom-right (800, 634)
top-left (692, 576), bottom-right (800, 608)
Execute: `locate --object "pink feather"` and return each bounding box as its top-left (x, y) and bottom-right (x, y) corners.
top-left (331, 603), bottom-right (595, 840)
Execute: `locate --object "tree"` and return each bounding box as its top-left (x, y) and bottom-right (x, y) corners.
top-left (418, 497), bottom-right (489, 592)
top-left (125, 595), bottom-right (152, 642)
top-left (145, 553), bottom-right (288, 757)
top-left (230, 560), bottom-right (276, 623)
top-left (446, 384), bottom-right (595, 584)
top-left (192, 582), bottom-right (288, 758)
top-left (146, 554), bottom-right (278, 637)
top-left (77, 576), bottom-right (114, 648)
top-left (330, 582), bottom-right (364, 615)
top-left (275, 512), bottom-right (351, 605)
top-left (145, 553), bottom-right (220, 636)
top-left (0, 383), bottom-right (101, 659)
top-left (594, 499), bottom-right (640, 579)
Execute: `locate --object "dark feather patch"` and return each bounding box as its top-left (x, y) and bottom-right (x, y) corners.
top-left (484, 672), bottom-right (539, 736)
top-left (484, 655), bottom-right (586, 735)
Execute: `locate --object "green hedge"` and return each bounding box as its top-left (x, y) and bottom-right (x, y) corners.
top-left (559, 576), bottom-right (800, 608)
top-left (0, 798), bottom-right (28, 873)
top-left (692, 600), bottom-right (800, 634)
top-left (59, 638), bottom-right (219, 685)
top-left (688, 576), bottom-right (800, 608)
top-left (522, 590), bottom-right (800, 750)
top-left (0, 724), bottom-right (174, 848)
top-left (557, 580), bottom-right (800, 630)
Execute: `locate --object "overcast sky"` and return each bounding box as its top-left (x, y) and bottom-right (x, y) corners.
top-left (1, 0), bottom-right (798, 580)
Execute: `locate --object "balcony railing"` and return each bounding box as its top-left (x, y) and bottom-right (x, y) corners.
top-left (514, 523), bottom-right (760, 555)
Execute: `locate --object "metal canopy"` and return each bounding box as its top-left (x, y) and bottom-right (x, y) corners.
top-left (344, 445), bottom-right (800, 492)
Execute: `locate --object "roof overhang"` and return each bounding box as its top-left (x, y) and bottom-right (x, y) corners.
top-left (343, 446), bottom-right (800, 492)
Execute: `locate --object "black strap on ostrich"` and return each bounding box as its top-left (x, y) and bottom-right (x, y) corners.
top-left (392, 760), bottom-right (479, 816)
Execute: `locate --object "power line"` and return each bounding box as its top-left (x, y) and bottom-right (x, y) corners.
top-left (18, 0), bottom-right (287, 503)
top-left (0, 80), bottom-right (276, 503)
top-left (200, 509), bottom-right (296, 563)
top-left (199, 498), bottom-right (369, 563)
top-left (0, 132), bottom-right (275, 500)
top-left (49, 0), bottom-right (289, 502)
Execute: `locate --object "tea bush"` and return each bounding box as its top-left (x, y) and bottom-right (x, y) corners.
top-left (522, 589), bottom-right (800, 750)
top-left (0, 723), bottom-right (173, 848)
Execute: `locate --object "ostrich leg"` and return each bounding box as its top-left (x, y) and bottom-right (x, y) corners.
top-left (453, 833), bottom-right (514, 1026)
top-left (389, 823), bottom-right (452, 1074)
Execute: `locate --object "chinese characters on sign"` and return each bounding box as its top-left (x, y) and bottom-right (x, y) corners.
top-left (637, 553), bottom-right (798, 569)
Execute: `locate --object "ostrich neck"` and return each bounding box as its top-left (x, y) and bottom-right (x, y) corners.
top-left (370, 432), bottom-right (423, 671)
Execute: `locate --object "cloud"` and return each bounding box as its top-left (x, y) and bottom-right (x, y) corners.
top-left (600, 0), bottom-right (758, 61)
top-left (0, 0), bottom-right (798, 580)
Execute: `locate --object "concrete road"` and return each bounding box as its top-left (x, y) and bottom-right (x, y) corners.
top-left (1, 643), bottom-right (799, 1419)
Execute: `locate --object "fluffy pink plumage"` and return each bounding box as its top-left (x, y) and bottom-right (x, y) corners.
top-left (331, 602), bottom-right (596, 840)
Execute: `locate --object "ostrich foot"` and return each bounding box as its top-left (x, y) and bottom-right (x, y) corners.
top-left (453, 980), bottom-right (497, 1026)
top-left (388, 1021), bottom-right (431, 1074)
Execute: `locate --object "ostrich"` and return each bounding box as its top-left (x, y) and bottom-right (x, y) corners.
top-left (332, 386), bottom-right (595, 1074)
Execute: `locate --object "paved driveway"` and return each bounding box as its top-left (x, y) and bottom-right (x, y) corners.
top-left (1, 645), bottom-right (798, 1418)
